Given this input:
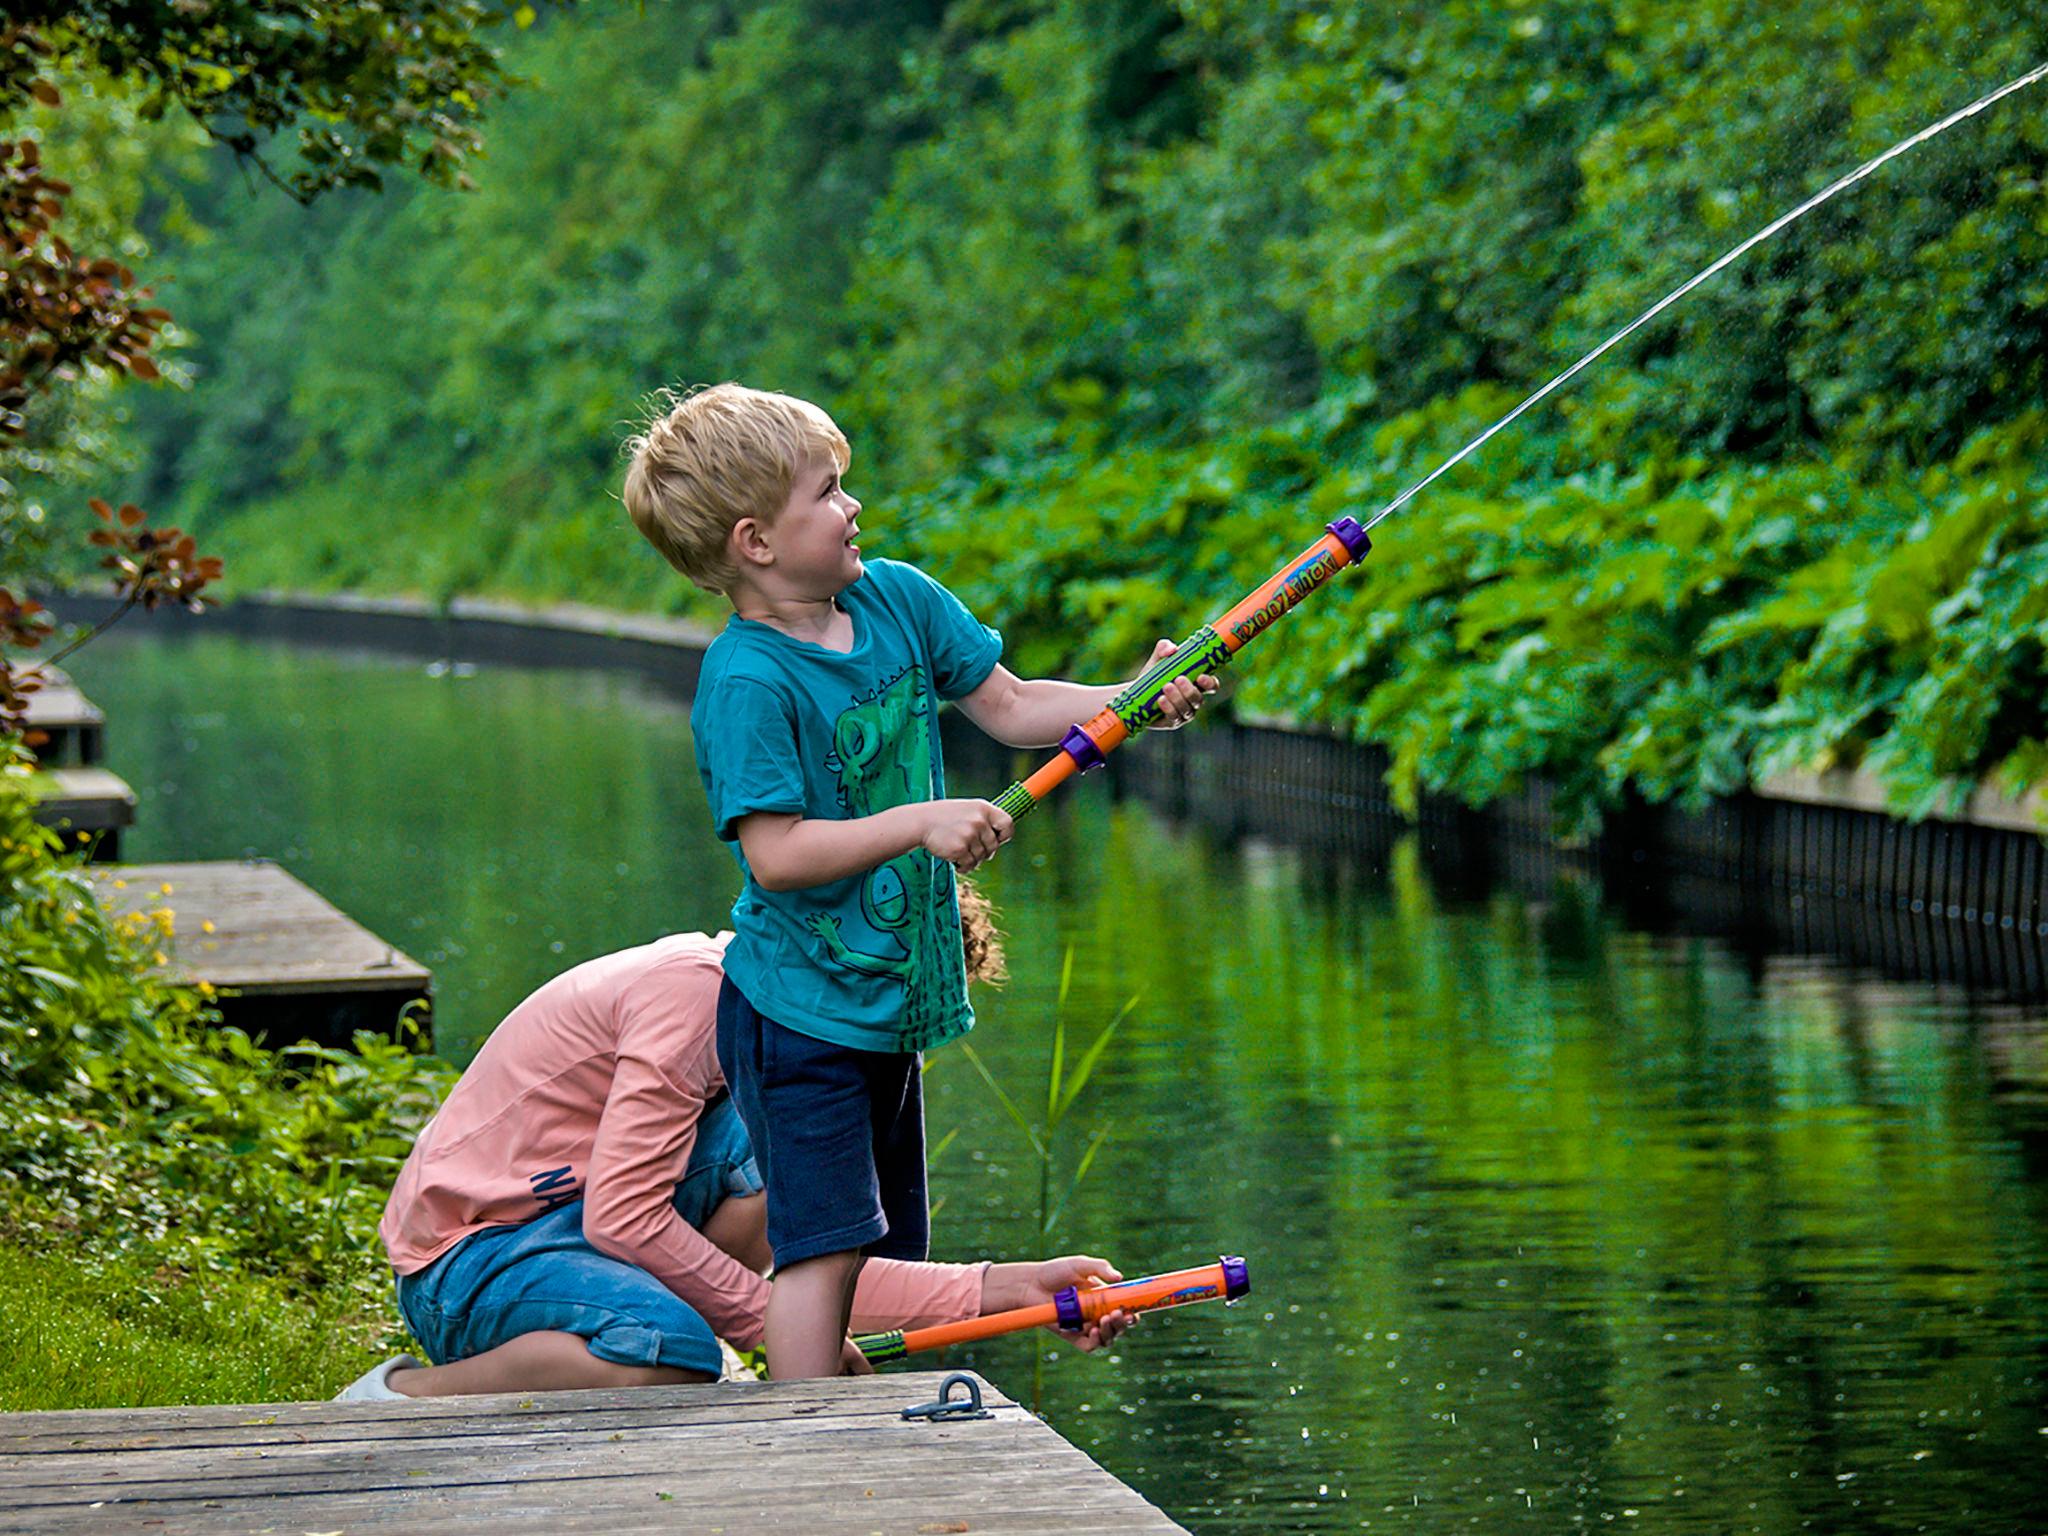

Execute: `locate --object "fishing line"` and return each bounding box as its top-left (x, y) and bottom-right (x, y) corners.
top-left (986, 59), bottom-right (2048, 823)
top-left (1359, 58), bottom-right (2048, 537)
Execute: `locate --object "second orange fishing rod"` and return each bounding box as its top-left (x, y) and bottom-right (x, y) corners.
top-left (855, 1256), bottom-right (1250, 1364)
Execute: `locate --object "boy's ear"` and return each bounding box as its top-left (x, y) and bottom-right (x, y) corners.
top-left (730, 517), bottom-right (775, 569)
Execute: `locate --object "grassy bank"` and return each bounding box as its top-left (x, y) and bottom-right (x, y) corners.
top-left (0, 1223), bottom-right (398, 1412)
top-left (0, 752), bottom-right (451, 1411)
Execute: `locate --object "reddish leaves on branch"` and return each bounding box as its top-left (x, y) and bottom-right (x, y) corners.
top-left (1, 130), bottom-right (169, 435)
top-left (0, 23), bottom-right (225, 746)
top-left (0, 498), bottom-right (222, 737)
top-left (0, 588), bottom-right (52, 742)
top-left (86, 499), bottom-right (223, 613)
top-left (0, 589), bottom-right (50, 649)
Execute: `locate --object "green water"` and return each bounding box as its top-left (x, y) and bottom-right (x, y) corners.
top-left (71, 630), bottom-right (2048, 1533)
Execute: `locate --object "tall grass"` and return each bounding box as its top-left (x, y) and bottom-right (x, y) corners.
top-left (959, 947), bottom-right (1135, 1240)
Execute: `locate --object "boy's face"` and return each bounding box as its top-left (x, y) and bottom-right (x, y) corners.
top-left (758, 454), bottom-right (863, 596)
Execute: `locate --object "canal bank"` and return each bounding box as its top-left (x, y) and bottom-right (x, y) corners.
top-left (53, 587), bottom-right (2048, 1001)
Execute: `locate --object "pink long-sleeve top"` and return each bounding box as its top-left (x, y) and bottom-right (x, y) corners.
top-left (379, 932), bottom-right (985, 1350)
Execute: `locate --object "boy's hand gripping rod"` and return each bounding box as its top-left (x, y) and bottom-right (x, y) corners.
top-left (854, 1255), bottom-right (1250, 1363)
top-left (989, 521), bottom-right (1370, 821)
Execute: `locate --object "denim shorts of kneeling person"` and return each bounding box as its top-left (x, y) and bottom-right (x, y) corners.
top-left (394, 1094), bottom-right (763, 1378)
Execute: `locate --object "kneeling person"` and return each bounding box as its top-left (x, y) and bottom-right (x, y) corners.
top-left (341, 901), bottom-right (1125, 1399)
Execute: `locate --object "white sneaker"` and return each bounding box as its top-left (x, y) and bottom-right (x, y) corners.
top-left (334, 1354), bottom-right (424, 1402)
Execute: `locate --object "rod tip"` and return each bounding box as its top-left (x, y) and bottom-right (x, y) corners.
top-left (1325, 517), bottom-right (1372, 562)
top-left (1220, 1254), bottom-right (1251, 1300)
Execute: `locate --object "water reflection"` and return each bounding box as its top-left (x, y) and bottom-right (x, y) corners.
top-left (71, 632), bottom-right (2048, 1534)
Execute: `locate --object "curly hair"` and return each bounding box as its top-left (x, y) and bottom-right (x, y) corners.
top-left (957, 875), bottom-right (1008, 987)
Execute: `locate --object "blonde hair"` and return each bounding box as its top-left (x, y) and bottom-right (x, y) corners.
top-left (620, 382), bottom-right (850, 593)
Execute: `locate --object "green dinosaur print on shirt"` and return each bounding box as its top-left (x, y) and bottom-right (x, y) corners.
top-left (805, 665), bottom-right (966, 1050)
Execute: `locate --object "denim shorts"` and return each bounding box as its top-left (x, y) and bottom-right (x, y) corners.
top-left (715, 975), bottom-right (928, 1271)
top-left (395, 1093), bottom-right (763, 1375)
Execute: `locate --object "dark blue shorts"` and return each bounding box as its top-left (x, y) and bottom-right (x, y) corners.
top-left (715, 976), bottom-right (929, 1270)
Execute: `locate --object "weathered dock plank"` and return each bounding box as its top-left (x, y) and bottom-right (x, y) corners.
top-left (18, 666), bottom-right (105, 766)
top-left (0, 1374), bottom-right (1185, 1535)
top-left (28, 766), bottom-right (134, 859)
top-left (87, 861), bottom-right (432, 1044)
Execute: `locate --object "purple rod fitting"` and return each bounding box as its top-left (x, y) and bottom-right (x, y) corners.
top-left (1325, 516), bottom-right (1373, 563)
top-left (1060, 723), bottom-right (1108, 774)
top-left (1220, 1254), bottom-right (1251, 1300)
top-left (1054, 1285), bottom-right (1086, 1331)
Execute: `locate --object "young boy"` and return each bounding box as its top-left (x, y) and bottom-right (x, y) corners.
top-left (620, 383), bottom-right (1213, 1379)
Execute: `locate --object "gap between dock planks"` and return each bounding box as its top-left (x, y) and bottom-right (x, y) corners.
top-left (0, 1372), bottom-right (1188, 1536)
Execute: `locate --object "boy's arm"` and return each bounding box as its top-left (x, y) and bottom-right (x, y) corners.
top-left (738, 800), bottom-right (1012, 887)
top-left (954, 641), bottom-right (1219, 749)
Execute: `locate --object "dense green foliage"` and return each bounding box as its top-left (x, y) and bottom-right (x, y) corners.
top-left (2, 0), bottom-right (559, 586)
top-left (110, 0), bottom-right (2048, 820)
top-left (6, 1), bottom-right (543, 200)
top-left (0, 753), bottom-right (454, 1315)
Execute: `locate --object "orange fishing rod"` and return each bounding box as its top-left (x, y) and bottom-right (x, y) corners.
top-left (987, 525), bottom-right (1370, 822)
top-left (854, 1255), bottom-right (1249, 1364)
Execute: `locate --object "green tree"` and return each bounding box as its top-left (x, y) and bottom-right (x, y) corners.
top-left (2, 2), bottom-right (559, 720)
top-left (89, 0), bottom-right (2048, 820)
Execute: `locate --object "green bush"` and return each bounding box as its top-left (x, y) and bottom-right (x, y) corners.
top-left (0, 753), bottom-right (455, 1312)
top-left (95, 0), bottom-right (2048, 826)
top-left (897, 402), bottom-right (2048, 830)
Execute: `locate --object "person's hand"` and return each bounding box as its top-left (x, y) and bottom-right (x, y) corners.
top-left (982, 1254), bottom-right (1136, 1354)
top-left (839, 1336), bottom-right (875, 1375)
top-left (1137, 637), bottom-right (1219, 729)
top-left (920, 798), bottom-right (1013, 872)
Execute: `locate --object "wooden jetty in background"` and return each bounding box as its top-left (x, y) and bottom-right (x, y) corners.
top-left (29, 767), bottom-right (135, 860)
top-left (0, 1373), bottom-right (1184, 1535)
top-left (22, 667), bottom-right (132, 859)
top-left (18, 667), bottom-right (105, 766)
top-left (89, 861), bottom-right (432, 1045)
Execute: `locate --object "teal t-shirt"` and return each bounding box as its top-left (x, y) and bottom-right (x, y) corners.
top-left (690, 559), bottom-right (1003, 1054)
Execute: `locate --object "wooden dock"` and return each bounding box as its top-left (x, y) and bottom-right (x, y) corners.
top-left (88, 861), bottom-right (432, 1045)
top-left (0, 1373), bottom-right (1185, 1535)
top-left (29, 767), bottom-right (135, 860)
top-left (18, 665), bottom-right (106, 766)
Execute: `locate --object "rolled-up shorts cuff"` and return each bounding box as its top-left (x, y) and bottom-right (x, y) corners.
top-left (582, 1315), bottom-right (721, 1375)
top-left (771, 1213), bottom-right (891, 1270)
